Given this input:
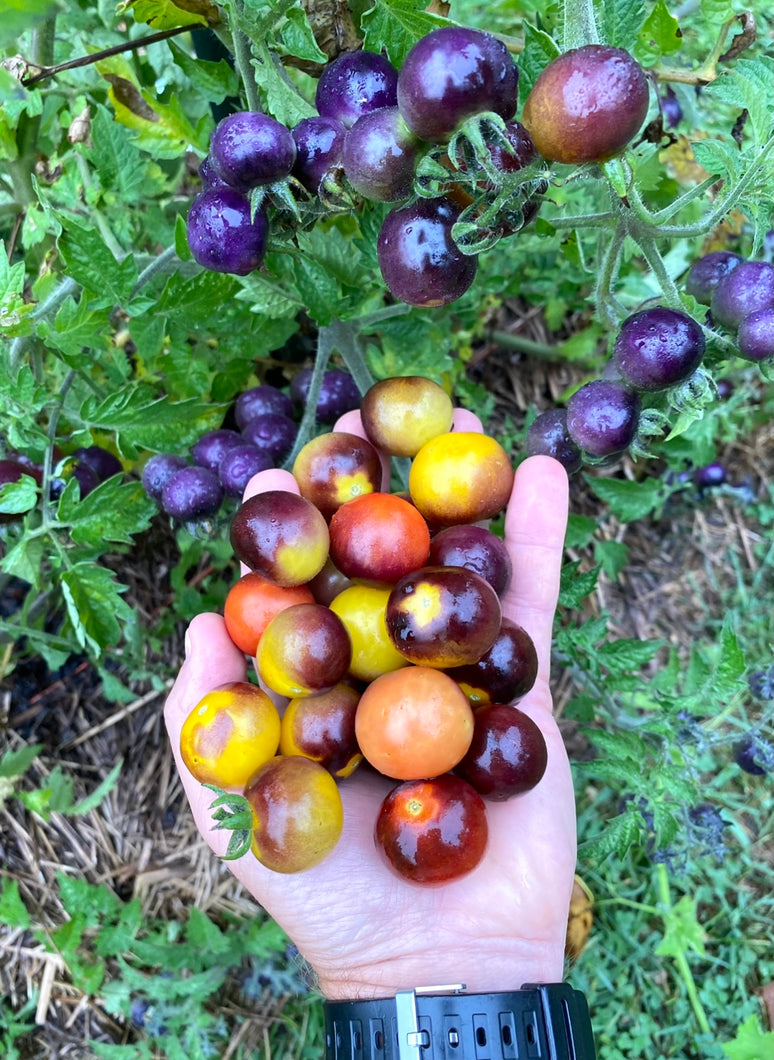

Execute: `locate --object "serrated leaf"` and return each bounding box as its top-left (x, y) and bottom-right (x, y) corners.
top-left (0, 742), bottom-right (43, 781)
top-left (69, 759), bottom-right (123, 815)
top-left (700, 0), bottom-right (735, 24)
top-left (707, 58), bottom-right (774, 147)
top-left (596, 636), bottom-right (663, 672)
top-left (119, 0), bottom-right (218, 30)
top-left (61, 563), bottom-right (134, 654)
top-left (559, 561), bottom-right (599, 609)
top-left (36, 295), bottom-right (110, 364)
top-left (79, 389), bottom-right (223, 458)
top-left (83, 106), bottom-right (150, 204)
top-left (656, 894), bottom-right (706, 958)
top-left (721, 1016), bottom-right (774, 1060)
top-left (596, 0), bottom-right (647, 50)
top-left (713, 618), bottom-right (746, 697)
top-left (251, 40), bottom-right (316, 127)
top-left (57, 477), bottom-right (155, 547)
top-left (586, 475), bottom-right (665, 523)
top-left (169, 40), bottom-right (240, 102)
top-left (361, 0), bottom-right (450, 67)
top-left (634, 0), bottom-right (682, 66)
top-left (0, 533), bottom-right (46, 587)
top-left (517, 23), bottom-right (560, 104)
top-left (580, 808), bottom-right (641, 861)
top-left (0, 474), bottom-right (37, 515)
top-left (57, 218), bottom-right (138, 309)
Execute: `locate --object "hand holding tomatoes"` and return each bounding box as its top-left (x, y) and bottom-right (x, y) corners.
top-left (164, 417), bottom-right (577, 998)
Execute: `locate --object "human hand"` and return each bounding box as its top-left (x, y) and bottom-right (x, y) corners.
top-left (164, 410), bottom-right (575, 1000)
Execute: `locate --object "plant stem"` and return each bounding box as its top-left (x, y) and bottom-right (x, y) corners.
top-left (327, 319), bottom-right (377, 398)
top-left (636, 236), bottom-right (684, 310)
top-left (562, 0), bottom-right (600, 50)
top-left (595, 227), bottom-right (626, 329)
top-left (21, 26), bottom-right (191, 86)
top-left (486, 330), bottom-right (565, 361)
top-left (129, 245), bottom-right (178, 300)
top-left (283, 327), bottom-right (335, 469)
top-left (231, 0), bottom-right (260, 112)
top-left (9, 277), bottom-right (79, 372)
top-left (655, 864), bottom-right (712, 1037)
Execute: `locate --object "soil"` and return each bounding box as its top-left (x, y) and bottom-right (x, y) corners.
top-left (1, 325), bottom-right (771, 1056)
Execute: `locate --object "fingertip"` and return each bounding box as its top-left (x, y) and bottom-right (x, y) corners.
top-left (452, 408), bottom-right (483, 433)
top-left (242, 467), bottom-right (299, 501)
top-left (333, 409), bottom-right (366, 436)
top-left (164, 613), bottom-right (247, 734)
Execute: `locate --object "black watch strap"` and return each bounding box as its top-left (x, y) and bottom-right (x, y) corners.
top-left (324, 982), bottom-right (596, 1060)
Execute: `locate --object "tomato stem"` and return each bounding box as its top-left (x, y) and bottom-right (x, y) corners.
top-left (562, 0), bottom-right (600, 50)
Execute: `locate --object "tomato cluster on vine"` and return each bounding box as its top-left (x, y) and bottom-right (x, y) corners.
top-left (179, 376), bottom-right (548, 886)
top-left (184, 27), bottom-right (656, 309)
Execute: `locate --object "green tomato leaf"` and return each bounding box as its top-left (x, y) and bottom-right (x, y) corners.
top-left (517, 23), bottom-right (560, 105)
top-left (0, 878), bottom-right (31, 929)
top-left (721, 1016), bottom-right (774, 1060)
top-left (61, 563), bottom-right (135, 654)
top-left (83, 106), bottom-right (154, 205)
top-left (250, 40), bottom-right (316, 127)
top-left (706, 57), bottom-right (774, 148)
top-left (57, 217), bottom-right (138, 309)
top-left (118, 0), bottom-right (218, 30)
top-left (279, 3), bottom-right (328, 63)
top-left (0, 474), bottom-right (37, 515)
top-left (634, 0), bottom-right (682, 67)
top-left (595, 0), bottom-right (647, 50)
top-left (57, 478), bottom-right (156, 547)
top-left (361, 0), bottom-right (450, 68)
top-left (586, 475), bottom-right (665, 523)
top-left (0, 0), bottom-right (58, 48)
top-left (700, 0), bottom-right (735, 24)
top-left (169, 40), bottom-right (241, 103)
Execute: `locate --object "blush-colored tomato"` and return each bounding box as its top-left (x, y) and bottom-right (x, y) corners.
top-left (246, 755), bottom-right (344, 873)
top-left (223, 571), bottom-right (315, 656)
top-left (256, 603), bottom-right (352, 697)
top-left (280, 683), bottom-right (363, 778)
top-left (328, 584), bottom-right (410, 681)
top-left (408, 432), bottom-right (514, 525)
top-left (354, 666), bottom-right (474, 779)
top-left (180, 681), bottom-right (281, 789)
top-left (328, 491), bottom-right (431, 583)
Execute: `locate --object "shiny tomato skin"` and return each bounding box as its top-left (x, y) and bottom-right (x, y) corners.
top-left (280, 683), bottom-right (363, 777)
top-left (355, 666), bottom-right (474, 780)
top-left (409, 432), bottom-right (514, 525)
top-left (256, 602), bottom-right (352, 697)
top-left (223, 571), bottom-right (315, 656)
top-left (246, 755), bottom-right (344, 873)
top-left (328, 584), bottom-right (410, 682)
top-left (180, 682), bottom-right (281, 789)
top-left (328, 492), bottom-right (431, 584)
top-left (375, 774), bottom-right (488, 885)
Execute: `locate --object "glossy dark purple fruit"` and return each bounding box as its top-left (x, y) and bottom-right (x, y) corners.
top-left (377, 196), bottom-right (477, 308)
top-left (685, 250), bottom-right (741, 305)
top-left (734, 733), bottom-right (773, 775)
top-left (186, 188), bottom-right (269, 276)
top-left (290, 368), bottom-right (361, 424)
top-left (291, 116), bottom-right (346, 193)
top-left (160, 465), bottom-right (223, 520)
top-left (209, 111), bottom-right (296, 190)
top-left (241, 413), bottom-right (297, 462)
top-left (199, 155), bottom-right (229, 191)
top-left (397, 26), bottom-right (518, 142)
top-left (342, 107), bottom-right (420, 203)
top-left (235, 384), bottom-right (294, 430)
top-left (566, 380), bottom-right (641, 458)
top-left (525, 409), bottom-right (583, 475)
top-left (141, 453), bottom-right (189, 503)
top-left (445, 619), bottom-right (538, 706)
top-left (218, 444), bottom-right (273, 498)
top-left (737, 307), bottom-right (774, 362)
top-left (191, 428), bottom-right (243, 471)
top-left (456, 703), bottom-right (547, 800)
top-left (315, 50), bottom-right (399, 130)
top-left (427, 524), bottom-right (512, 596)
top-left (711, 260), bottom-right (774, 330)
top-left (612, 306), bottom-right (706, 392)
top-left (72, 444), bottom-right (123, 481)
top-left (522, 44), bottom-right (648, 164)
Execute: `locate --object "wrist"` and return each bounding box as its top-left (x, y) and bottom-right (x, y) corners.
top-left (315, 939), bottom-right (567, 1001)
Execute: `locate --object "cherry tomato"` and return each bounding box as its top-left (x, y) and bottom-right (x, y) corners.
top-left (224, 571), bottom-right (315, 656)
top-left (409, 432), bottom-right (514, 525)
top-left (180, 681), bottom-right (281, 789)
top-left (328, 584), bottom-right (409, 681)
top-left (280, 683), bottom-right (363, 778)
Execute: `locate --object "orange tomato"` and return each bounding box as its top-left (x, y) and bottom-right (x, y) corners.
top-left (409, 432), bottom-right (514, 525)
top-left (328, 492), bottom-right (431, 583)
top-left (224, 571), bottom-right (315, 656)
top-left (354, 666), bottom-right (474, 780)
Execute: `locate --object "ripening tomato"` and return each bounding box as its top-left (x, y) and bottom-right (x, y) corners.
top-left (328, 491), bottom-right (431, 584)
top-left (409, 432), bottom-right (514, 525)
top-left (280, 683), bottom-right (363, 778)
top-left (354, 666), bottom-right (474, 780)
top-left (180, 681), bottom-right (281, 789)
top-left (224, 571), bottom-right (315, 656)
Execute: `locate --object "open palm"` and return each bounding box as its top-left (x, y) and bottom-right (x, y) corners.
top-left (164, 414), bottom-right (575, 1000)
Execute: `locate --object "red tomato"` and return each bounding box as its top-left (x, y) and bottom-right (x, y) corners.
top-left (224, 571), bottom-right (315, 656)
